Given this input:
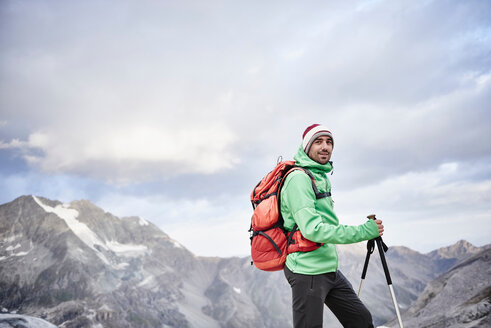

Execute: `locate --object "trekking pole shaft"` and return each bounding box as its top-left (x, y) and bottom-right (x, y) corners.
top-left (357, 279), bottom-right (364, 297)
top-left (357, 251), bottom-right (371, 297)
top-left (389, 284), bottom-right (404, 328)
top-left (361, 251), bottom-right (371, 280)
top-left (376, 237), bottom-right (403, 328)
top-left (376, 237), bottom-right (392, 285)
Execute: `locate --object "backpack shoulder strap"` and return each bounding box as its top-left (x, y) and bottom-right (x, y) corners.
top-left (284, 167), bottom-right (331, 199)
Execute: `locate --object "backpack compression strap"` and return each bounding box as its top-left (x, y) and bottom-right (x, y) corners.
top-left (252, 230), bottom-right (284, 256)
top-left (286, 223), bottom-right (323, 247)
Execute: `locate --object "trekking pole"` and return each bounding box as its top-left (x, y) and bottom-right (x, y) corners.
top-left (366, 214), bottom-right (404, 328)
top-left (357, 238), bottom-right (375, 297)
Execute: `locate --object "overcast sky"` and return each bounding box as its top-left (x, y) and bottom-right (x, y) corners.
top-left (1, 0), bottom-right (490, 257)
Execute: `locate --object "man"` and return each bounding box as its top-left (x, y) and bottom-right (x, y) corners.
top-left (280, 124), bottom-right (384, 328)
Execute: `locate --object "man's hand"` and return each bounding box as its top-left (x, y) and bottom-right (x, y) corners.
top-left (374, 219), bottom-right (384, 236)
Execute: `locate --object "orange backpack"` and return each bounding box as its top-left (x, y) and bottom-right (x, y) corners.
top-left (249, 160), bottom-right (330, 271)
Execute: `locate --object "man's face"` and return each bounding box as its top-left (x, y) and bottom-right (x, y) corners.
top-left (307, 135), bottom-right (333, 164)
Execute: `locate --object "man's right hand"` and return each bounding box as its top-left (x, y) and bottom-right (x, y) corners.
top-left (374, 219), bottom-right (384, 236)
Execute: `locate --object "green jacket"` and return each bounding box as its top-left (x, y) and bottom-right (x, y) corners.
top-left (280, 145), bottom-right (379, 274)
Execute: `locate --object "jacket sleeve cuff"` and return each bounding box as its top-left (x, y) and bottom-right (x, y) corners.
top-left (364, 219), bottom-right (380, 239)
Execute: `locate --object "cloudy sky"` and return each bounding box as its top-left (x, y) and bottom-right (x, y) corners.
top-left (1, 0), bottom-right (490, 257)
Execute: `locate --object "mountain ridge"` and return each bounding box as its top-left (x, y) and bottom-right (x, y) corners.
top-left (1, 195), bottom-right (489, 327)
top-left (385, 247), bottom-right (491, 327)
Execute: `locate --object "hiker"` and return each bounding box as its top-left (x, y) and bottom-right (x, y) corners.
top-left (281, 124), bottom-right (384, 328)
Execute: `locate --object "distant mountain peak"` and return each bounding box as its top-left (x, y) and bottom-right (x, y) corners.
top-left (453, 239), bottom-right (475, 248)
top-left (69, 198), bottom-right (103, 210)
top-left (428, 239), bottom-right (480, 260)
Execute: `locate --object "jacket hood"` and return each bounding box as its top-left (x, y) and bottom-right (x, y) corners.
top-left (294, 144), bottom-right (333, 173)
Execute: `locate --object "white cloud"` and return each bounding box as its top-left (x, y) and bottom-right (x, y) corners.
top-left (333, 161), bottom-right (491, 252)
top-left (0, 139), bottom-right (27, 149)
top-left (322, 69), bottom-right (491, 189)
top-left (2, 122), bottom-right (238, 182)
top-left (283, 48), bottom-right (305, 61)
top-left (2, 0), bottom-right (489, 185)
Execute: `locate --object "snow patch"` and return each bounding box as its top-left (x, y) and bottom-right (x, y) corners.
top-left (86, 309), bottom-right (96, 320)
top-left (114, 262), bottom-right (130, 270)
top-left (98, 304), bottom-right (114, 312)
top-left (6, 243), bottom-right (21, 251)
top-left (106, 240), bottom-right (148, 257)
top-left (233, 287), bottom-right (241, 294)
top-left (138, 275), bottom-right (156, 288)
top-left (33, 196), bottom-right (106, 250)
top-left (172, 240), bottom-right (183, 248)
top-left (139, 217), bottom-right (149, 226)
top-left (3, 241), bottom-right (33, 258)
top-left (33, 196), bottom-right (110, 264)
top-left (4, 234), bottom-right (22, 243)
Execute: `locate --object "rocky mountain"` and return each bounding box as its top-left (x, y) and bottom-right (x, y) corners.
top-left (0, 195), bottom-right (293, 328)
top-left (384, 248), bottom-right (491, 327)
top-left (0, 313), bottom-right (57, 328)
top-left (329, 239), bottom-right (485, 327)
top-left (426, 239), bottom-right (490, 273)
top-left (0, 195), bottom-right (489, 327)
top-left (1, 195), bottom-right (200, 327)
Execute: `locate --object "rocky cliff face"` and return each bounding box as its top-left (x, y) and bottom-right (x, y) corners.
top-left (385, 248), bottom-right (491, 328)
top-left (0, 196), bottom-right (488, 327)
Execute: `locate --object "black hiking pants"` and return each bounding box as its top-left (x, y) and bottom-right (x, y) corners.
top-left (284, 266), bottom-right (374, 328)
